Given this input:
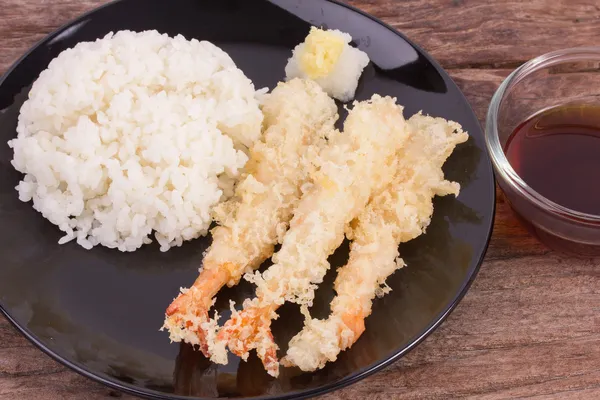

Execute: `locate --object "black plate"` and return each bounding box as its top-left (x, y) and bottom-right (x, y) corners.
top-left (0, 0), bottom-right (495, 399)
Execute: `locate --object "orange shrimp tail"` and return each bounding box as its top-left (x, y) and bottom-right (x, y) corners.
top-left (257, 329), bottom-right (280, 377)
top-left (341, 313), bottom-right (366, 341)
top-left (219, 304), bottom-right (280, 376)
top-left (218, 307), bottom-right (261, 357)
top-left (165, 291), bottom-right (211, 356)
top-left (339, 306), bottom-right (366, 351)
top-left (164, 265), bottom-right (234, 357)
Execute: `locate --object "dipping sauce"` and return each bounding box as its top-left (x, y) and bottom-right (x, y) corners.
top-left (505, 104), bottom-right (600, 215)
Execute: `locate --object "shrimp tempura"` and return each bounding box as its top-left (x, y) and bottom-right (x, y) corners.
top-left (162, 79), bottom-right (338, 361)
top-left (217, 95), bottom-right (410, 376)
top-left (281, 113), bottom-right (469, 371)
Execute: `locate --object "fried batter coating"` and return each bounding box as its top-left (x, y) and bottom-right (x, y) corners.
top-left (218, 95), bottom-right (409, 376)
top-left (162, 79), bottom-right (338, 361)
top-left (281, 113), bottom-right (468, 372)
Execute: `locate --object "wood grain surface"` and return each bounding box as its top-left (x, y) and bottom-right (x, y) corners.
top-left (1, 0), bottom-right (600, 399)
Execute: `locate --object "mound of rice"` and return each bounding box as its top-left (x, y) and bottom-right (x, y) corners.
top-left (9, 30), bottom-right (265, 252)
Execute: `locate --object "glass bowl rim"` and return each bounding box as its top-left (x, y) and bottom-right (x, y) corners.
top-left (485, 46), bottom-right (600, 223)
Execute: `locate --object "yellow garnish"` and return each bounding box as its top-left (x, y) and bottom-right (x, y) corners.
top-left (299, 27), bottom-right (345, 79)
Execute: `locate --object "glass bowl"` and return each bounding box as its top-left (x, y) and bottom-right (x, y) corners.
top-left (486, 47), bottom-right (600, 256)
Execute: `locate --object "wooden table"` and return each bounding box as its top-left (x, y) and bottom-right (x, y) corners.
top-left (1, 1), bottom-right (599, 399)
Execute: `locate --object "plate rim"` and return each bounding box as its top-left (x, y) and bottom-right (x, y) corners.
top-left (0, 0), bottom-right (496, 399)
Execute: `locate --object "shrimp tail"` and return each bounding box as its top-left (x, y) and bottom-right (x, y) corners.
top-left (164, 297), bottom-right (211, 356)
top-left (257, 329), bottom-right (280, 377)
top-left (218, 303), bottom-right (281, 376)
top-left (163, 266), bottom-right (232, 357)
top-left (279, 305), bottom-right (366, 371)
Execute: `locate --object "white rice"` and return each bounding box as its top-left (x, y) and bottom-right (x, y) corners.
top-left (8, 30), bottom-right (265, 252)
